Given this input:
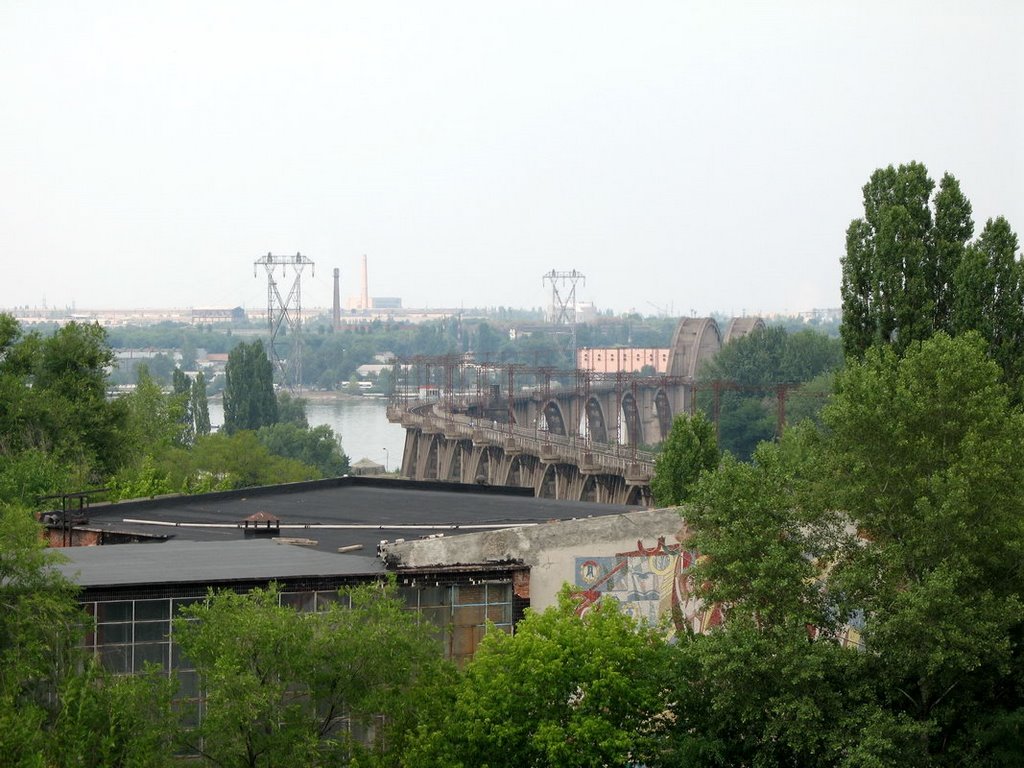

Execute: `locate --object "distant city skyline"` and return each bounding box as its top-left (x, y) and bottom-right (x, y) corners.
top-left (2, 2), bottom-right (1021, 317)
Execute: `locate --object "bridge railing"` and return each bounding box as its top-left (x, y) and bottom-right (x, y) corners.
top-left (388, 400), bottom-right (655, 478)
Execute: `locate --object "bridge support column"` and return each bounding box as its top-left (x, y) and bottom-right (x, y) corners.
top-left (579, 474), bottom-right (627, 504)
top-left (637, 388), bottom-right (661, 445)
top-left (400, 429), bottom-right (419, 478)
top-left (414, 432), bottom-right (441, 480)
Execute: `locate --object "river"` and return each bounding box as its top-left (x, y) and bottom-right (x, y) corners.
top-left (207, 396), bottom-right (407, 471)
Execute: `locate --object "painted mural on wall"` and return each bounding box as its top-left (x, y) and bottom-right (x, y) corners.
top-left (574, 537), bottom-right (722, 636)
top-left (574, 538), bottom-right (866, 648)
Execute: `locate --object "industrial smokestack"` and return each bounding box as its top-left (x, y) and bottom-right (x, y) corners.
top-left (360, 254), bottom-right (369, 310)
top-left (332, 268), bottom-right (341, 330)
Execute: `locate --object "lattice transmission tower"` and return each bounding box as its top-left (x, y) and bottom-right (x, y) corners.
top-left (542, 268), bottom-right (586, 354)
top-left (254, 252), bottom-right (315, 390)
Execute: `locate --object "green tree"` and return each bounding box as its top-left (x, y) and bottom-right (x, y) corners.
top-left (34, 322), bottom-right (131, 478)
top-left (180, 336), bottom-right (198, 370)
top-left (123, 364), bottom-right (186, 455)
top-left (172, 366), bottom-right (195, 446)
top-left (840, 162), bottom-right (1024, 391)
top-left (840, 162), bottom-right (938, 357)
top-left (475, 321), bottom-right (501, 360)
top-left (107, 365), bottom-right (186, 500)
top-left (405, 588), bottom-right (677, 768)
top-left (375, 364), bottom-right (396, 396)
top-left (952, 216), bottom-right (1024, 396)
top-left (697, 326), bottom-right (842, 459)
top-left (682, 436), bottom-right (849, 757)
top-left (672, 426), bottom-right (915, 766)
top-left (192, 371), bottom-right (211, 438)
top-left (669, 333), bottom-right (1024, 765)
top-left (159, 431), bottom-right (318, 491)
top-left (930, 172), bottom-right (975, 330)
top-left (651, 412), bottom-right (718, 506)
top-left (819, 332), bottom-right (1024, 761)
top-left (0, 316), bottom-right (131, 500)
top-left (0, 506), bottom-right (85, 765)
top-left (108, 454), bottom-right (174, 500)
top-left (256, 422), bottom-right (350, 477)
top-left (47, 662), bottom-right (177, 768)
top-left (175, 579), bottom-right (444, 767)
top-left (223, 340), bottom-right (277, 433)
top-left (0, 449), bottom-right (74, 511)
top-left (275, 391), bottom-right (309, 427)
top-left (686, 441), bottom-right (830, 632)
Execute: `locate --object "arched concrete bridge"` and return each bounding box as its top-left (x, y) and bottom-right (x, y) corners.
top-left (389, 316), bottom-right (764, 505)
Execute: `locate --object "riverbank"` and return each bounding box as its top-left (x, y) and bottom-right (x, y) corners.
top-left (291, 390), bottom-right (387, 403)
top-left (210, 390), bottom-right (387, 404)
top-left (207, 396), bottom-right (406, 468)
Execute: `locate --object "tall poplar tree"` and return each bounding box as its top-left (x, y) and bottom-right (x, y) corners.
top-left (840, 162), bottom-right (938, 357)
top-left (191, 371), bottom-right (211, 437)
top-left (222, 340), bottom-right (278, 433)
top-left (171, 367), bottom-right (194, 446)
top-left (952, 216), bottom-right (1024, 395)
top-left (930, 173), bottom-right (975, 329)
top-left (841, 163), bottom-right (1024, 395)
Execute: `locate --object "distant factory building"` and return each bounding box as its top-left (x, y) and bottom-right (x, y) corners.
top-left (576, 347), bottom-right (670, 374)
top-left (190, 307), bottom-right (246, 324)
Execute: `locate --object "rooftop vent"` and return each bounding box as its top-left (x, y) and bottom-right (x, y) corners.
top-left (242, 511), bottom-right (280, 538)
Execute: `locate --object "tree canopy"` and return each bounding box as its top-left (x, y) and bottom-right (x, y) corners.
top-left (673, 332), bottom-right (1024, 765)
top-left (0, 320), bottom-right (130, 487)
top-left (840, 162), bottom-right (1024, 396)
top-left (223, 340), bottom-right (278, 433)
top-left (405, 589), bottom-right (677, 768)
top-left (651, 412), bottom-right (718, 506)
top-left (174, 579), bottom-right (445, 767)
top-left (696, 325), bottom-right (843, 458)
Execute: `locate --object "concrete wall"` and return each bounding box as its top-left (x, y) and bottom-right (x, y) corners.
top-left (383, 508), bottom-right (690, 614)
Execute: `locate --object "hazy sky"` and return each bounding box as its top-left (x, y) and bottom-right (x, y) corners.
top-left (2, 1), bottom-right (1021, 316)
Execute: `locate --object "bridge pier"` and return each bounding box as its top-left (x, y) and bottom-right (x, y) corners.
top-left (393, 419), bottom-right (653, 507)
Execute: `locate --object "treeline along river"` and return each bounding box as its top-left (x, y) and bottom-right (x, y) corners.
top-left (208, 396), bottom-right (406, 471)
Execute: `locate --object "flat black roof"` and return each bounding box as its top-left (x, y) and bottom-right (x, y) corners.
top-left (55, 539), bottom-right (385, 587)
top-left (57, 476), bottom-right (642, 556)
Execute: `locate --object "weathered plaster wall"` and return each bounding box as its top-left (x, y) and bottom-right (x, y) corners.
top-left (384, 508), bottom-right (688, 613)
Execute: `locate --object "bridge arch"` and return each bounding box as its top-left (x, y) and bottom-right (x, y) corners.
top-left (473, 445), bottom-right (498, 484)
top-left (541, 399), bottom-right (568, 436)
top-left (502, 453), bottom-right (535, 489)
top-left (445, 441), bottom-right (471, 482)
top-left (537, 463), bottom-right (558, 499)
top-left (583, 396), bottom-right (608, 443)
top-left (722, 316), bottom-right (766, 345)
top-left (621, 391), bottom-right (644, 446)
top-left (624, 484), bottom-right (648, 506)
top-left (580, 474), bottom-right (598, 502)
top-left (667, 317), bottom-right (722, 378)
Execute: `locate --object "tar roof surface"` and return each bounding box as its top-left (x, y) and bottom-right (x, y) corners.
top-left (54, 539), bottom-right (385, 588)
top-left (70, 477), bottom-right (643, 556)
